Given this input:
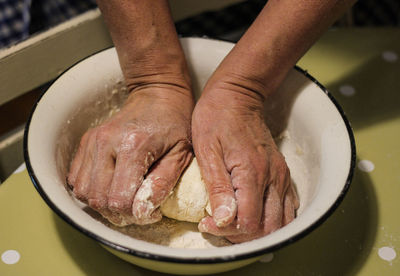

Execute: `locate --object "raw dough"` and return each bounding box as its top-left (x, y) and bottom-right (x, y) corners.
top-left (160, 158), bottom-right (211, 223)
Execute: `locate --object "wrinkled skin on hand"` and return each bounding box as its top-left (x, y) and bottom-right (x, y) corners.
top-left (192, 81), bottom-right (299, 243)
top-left (67, 86), bottom-right (194, 225)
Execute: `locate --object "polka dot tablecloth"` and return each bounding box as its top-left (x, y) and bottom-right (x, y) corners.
top-left (1, 28), bottom-right (399, 275)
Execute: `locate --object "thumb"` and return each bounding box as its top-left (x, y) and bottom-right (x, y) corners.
top-left (196, 143), bottom-right (237, 227)
top-left (132, 143), bottom-right (193, 224)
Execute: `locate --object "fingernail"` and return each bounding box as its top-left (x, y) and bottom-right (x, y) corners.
top-left (213, 206), bottom-right (233, 227)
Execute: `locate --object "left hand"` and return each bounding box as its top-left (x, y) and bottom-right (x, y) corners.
top-left (192, 78), bottom-right (299, 243)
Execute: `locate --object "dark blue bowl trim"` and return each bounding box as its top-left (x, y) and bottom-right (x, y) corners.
top-left (24, 38), bottom-right (356, 264)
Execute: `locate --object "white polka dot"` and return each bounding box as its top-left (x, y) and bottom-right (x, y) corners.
top-left (13, 163), bottom-right (26, 174)
top-left (259, 253), bottom-right (274, 263)
top-left (378, 247), bottom-right (396, 262)
top-left (1, 250), bottom-right (20, 265)
top-left (358, 160), bottom-right (375, 172)
top-left (382, 51), bottom-right (398, 63)
top-left (339, 85), bottom-right (356, 97)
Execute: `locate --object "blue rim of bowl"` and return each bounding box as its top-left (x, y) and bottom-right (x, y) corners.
top-left (23, 37), bottom-right (356, 264)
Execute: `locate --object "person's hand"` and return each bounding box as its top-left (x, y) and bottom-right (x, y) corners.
top-left (192, 78), bottom-right (299, 243)
top-left (67, 84), bottom-right (194, 226)
top-left (69, 0), bottom-right (195, 226)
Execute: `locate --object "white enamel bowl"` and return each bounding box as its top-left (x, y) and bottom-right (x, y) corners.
top-left (24, 37), bottom-right (355, 275)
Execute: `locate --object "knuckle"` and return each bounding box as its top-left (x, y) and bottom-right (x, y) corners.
top-left (119, 130), bottom-right (149, 154)
top-left (208, 181), bottom-right (233, 198)
top-left (95, 126), bottom-right (112, 147)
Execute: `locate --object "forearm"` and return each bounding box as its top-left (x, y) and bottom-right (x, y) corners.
top-left (208, 0), bottom-right (356, 100)
top-left (96, 0), bottom-right (190, 92)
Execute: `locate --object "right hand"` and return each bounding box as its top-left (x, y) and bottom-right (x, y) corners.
top-left (67, 84), bottom-right (194, 226)
top-left (192, 74), bottom-right (299, 243)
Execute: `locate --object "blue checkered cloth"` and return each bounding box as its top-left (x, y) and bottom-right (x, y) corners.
top-left (0, 0), bottom-right (31, 48)
top-left (0, 0), bottom-right (96, 48)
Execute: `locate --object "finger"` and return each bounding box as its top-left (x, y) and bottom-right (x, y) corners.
top-left (282, 181), bottom-right (298, 225)
top-left (198, 216), bottom-right (242, 236)
top-left (132, 143), bottom-right (193, 225)
top-left (196, 142), bottom-right (236, 227)
top-left (198, 216), bottom-right (263, 244)
top-left (200, 185), bottom-right (286, 243)
top-left (68, 131), bottom-right (90, 188)
top-left (262, 184), bottom-right (283, 235)
top-left (198, 216), bottom-right (262, 243)
top-left (225, 231), bottom-right (263, 243)
top-left (272, 155), bottom-right (291, 199)
top-left (87, 138), bottom-right (115, 211)
top-left (99, 208), bottom-right (135, 226)
top-left (231, 163), bottom-right (264, 234)
top-left (107, 133), bottom-right (158, 214)
top-left (208, 179), bottom-right (288, 243)
top-left (290, 181), bottom-right (300, 210)
top-left (72, 132), bottom-right (96, 202)
top-left (282, 193), bottom-right (295, 226)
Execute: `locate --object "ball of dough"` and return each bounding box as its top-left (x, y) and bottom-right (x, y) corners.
top-left (160, 158), bottom-right (211, 223)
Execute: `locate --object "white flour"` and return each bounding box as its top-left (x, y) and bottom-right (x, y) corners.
top-left (107, 217), bottom-right (231, 248)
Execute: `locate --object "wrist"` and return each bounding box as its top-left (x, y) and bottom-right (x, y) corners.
top-left (200, 76), bottom-right (265, 115)
top-left (117, 28), bottom-right (191, 96)
top-left (205, 70), bottom-right (268, 103)
top-left (208, 42), bottom-right (292, 102)
top-left (123, 56), bottom-right (192, 95)
top-left (97, 0), bottom-right (191, 96)
top-left (125, 83), bottom-right (195, 114)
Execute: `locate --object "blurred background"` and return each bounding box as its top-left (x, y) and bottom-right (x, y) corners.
top-left (1, 0), bottom-right (399, 49)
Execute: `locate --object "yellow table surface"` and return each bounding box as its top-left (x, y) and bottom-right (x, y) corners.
top-left (1, 28), bottom-right (399, 275)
